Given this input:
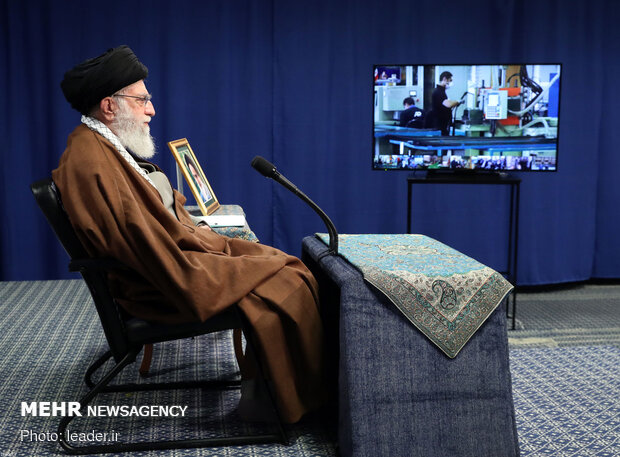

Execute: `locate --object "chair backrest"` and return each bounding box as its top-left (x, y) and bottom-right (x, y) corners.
top-left (30, 178), bottom-right (130, 361)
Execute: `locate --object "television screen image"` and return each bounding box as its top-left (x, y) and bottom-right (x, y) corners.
top-left (373, 64), bottom-right (562, 172)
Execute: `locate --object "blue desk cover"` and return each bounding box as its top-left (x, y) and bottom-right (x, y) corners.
top-left (302, 236), bottom-right (520, 457)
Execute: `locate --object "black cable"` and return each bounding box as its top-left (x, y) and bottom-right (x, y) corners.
top-left (506, 73), bottom-right (519, 86)
top-left (520, 65), bottom-right (542, 95)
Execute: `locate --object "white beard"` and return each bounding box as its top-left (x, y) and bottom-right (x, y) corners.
top-left (110, 106), bottom-right (156, 159)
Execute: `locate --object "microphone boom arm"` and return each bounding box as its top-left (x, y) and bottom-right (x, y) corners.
top-left (251, 156), bottom-right (338, 255)
top-left (290, 184), bottom-right (339, 256)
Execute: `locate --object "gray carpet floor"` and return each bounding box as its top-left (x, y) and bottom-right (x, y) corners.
top-left (509, 283), bottom-right (620, 348)
top-left (0, 280), bottom-right (618, 456)
top-left (508, 283), bottom-right (619, 457)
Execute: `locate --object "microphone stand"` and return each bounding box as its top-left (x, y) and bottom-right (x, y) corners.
top-left (251, 157), bottom-right (338, 256)
top-left (289, 185), bottom-right (339, 256)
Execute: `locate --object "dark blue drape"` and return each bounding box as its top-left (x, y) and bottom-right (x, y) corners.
top-left (2, 0), bottom-right (619, 285)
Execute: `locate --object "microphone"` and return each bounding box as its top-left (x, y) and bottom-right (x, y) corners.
top-left (251, 156), bottom-right (303, 197)
top-left (251, 156), bottom-right (338, 255)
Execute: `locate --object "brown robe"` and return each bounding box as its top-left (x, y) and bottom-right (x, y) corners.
top-left (52, 124), bottom-right (323, 423)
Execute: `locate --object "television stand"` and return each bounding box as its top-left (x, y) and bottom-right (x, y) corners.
top-left (406, 174), bottom-right (521, 329)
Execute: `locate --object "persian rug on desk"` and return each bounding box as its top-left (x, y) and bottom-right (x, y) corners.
top-left (316, 233), bottom-right (513, 358)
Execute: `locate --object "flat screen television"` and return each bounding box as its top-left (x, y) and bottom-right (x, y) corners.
top-left (373, 63), bottom-right (562, 172)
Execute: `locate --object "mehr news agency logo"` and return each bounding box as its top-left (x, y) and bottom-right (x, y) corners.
top-left (19, 401), bottom-right (188, 443)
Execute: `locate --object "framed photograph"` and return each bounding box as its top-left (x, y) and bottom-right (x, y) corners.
top-left (167, 138), bottom-right (220, 215)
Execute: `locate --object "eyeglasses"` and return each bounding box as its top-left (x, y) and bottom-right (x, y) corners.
top-left (113, 94), bottom-right (153, 107)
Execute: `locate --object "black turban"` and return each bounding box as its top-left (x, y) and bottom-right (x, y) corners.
top-left (61, 45), bottom-right (148, 115)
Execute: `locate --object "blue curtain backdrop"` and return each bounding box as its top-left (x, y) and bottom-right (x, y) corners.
top-left (1, 0), bottom-right (619, 285)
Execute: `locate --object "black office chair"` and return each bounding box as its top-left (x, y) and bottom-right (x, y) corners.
top-left (30, 178), bottom-right (287, 454)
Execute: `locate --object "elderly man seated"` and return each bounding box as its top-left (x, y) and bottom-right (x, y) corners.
top-left (54, 45), bottom-right (324, 423)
